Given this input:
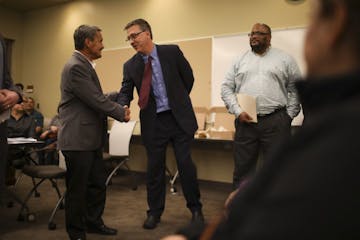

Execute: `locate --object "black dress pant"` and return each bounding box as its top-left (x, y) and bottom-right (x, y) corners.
top-left (0, 122), bottom-right (8, 203)
top-left (145, 110), bottom-right (202, 217)
top-left (233, 108), bottom-right (292, 189)
top-left (62, 149), bottom-right (107, 239)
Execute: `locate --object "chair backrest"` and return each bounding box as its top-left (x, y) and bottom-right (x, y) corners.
top-left (194, 106), bottom-right (208, 131)
top-left (109, 120), bottom-right (137, 156)
top-left (58, 150), bottom-right (66, 170)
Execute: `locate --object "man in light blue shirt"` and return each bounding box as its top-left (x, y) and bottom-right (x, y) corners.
top-left (221, 23), bottom-right (301, 189)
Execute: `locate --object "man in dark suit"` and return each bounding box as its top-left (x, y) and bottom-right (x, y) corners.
top-left (0, 33), bottom-right (21, 206)
top-left (58, 25), bottom-right (130, 240)
top-left (118, 18), bottom-right (203, 230)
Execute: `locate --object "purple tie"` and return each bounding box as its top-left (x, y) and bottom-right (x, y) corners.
top-left (138, 56), bottom-right (152, 109)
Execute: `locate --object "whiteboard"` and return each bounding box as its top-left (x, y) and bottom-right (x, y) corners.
top-left (211, 27), bottom-right (306, 125)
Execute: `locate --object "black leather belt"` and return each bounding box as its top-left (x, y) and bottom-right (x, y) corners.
top-left (156, 109), bottom-right (172, 115)
top-left (257, 107), bottom-right (286, 118)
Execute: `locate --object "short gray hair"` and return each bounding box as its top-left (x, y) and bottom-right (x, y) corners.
top-left (124, 18), bottom-right (153, 40)
top-left (73, 25), bottom-right (101, 50)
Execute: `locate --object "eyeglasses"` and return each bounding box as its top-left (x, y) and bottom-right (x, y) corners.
top-left (126, 30), bottom-right (145, 42)
top-left (247, 31), bottom-right (270, 37)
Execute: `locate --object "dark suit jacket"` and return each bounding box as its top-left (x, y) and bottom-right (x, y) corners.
top-left (58, 52), bottom-right (125, 151)
top-left (0, 33), bottom-right (20, 94)
top-left (118, 44), bottom-right (197, 145)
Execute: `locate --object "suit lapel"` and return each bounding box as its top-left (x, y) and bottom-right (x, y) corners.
top-left (156, 45), bottom-right (170, 88)
top-left (73, 52), bottom-right (103, 91)
top-left (133, 54), bottom-right (145, 88)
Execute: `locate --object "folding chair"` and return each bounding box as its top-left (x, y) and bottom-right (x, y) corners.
top-left (11, 142), bottom-right (57, 197)
top-left (47, 151), bottom-right (66, 230)
top-left (16, 148), bottom-right (66, 230)
top-left (103, 120), bottom-right (137, 190)
top-left (6, 140), bottom-right (49, 208)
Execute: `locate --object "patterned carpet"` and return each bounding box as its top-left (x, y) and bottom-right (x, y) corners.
top-left (0, 171), bottom-right (231, 240)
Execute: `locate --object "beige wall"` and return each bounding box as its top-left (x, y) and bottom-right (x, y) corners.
top-left (1, 0), bottom-right (310, 183)
top-left (14, 0), bottom-right (310, 117)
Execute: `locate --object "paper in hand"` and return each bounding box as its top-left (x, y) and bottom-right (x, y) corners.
top-left (237, 93), bottom-right (257, 123)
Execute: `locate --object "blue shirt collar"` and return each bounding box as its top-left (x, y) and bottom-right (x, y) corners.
top-left (142, 45), bottom-right (158, 62)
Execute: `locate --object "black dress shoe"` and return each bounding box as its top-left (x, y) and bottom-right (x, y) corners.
top-left (191, 210), bottom-right (205, 223)
top-left (87, 224), bottom-right (117, 235)
top-left (143, 215), bottom-right (160, 229)
top-left (69, 235), bottom-right (86, 240)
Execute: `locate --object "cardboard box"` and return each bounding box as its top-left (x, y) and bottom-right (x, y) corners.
top-left (208, 130), bottom-right (234, 140)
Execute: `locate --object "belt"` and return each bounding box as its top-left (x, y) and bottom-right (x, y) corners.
top-left (257, 107), bottom-right (286, 118)
top-left (156, 109), bottom-right (172, 115)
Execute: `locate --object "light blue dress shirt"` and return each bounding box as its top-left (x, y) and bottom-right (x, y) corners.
top-left (143, 46), bottom-right (170, 113)
top-left (221, 47), bottom-right (301, 119)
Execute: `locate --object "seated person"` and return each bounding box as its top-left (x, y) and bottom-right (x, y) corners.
top-left (15, 83), bottom-right (24, 92)
top-left (7, 102), bottom-right (36, 138)
top-left (22, 96), bottom-right (44, 139)
top-left (39, 114), bottom-right (60, 165)
top-left (6, 102), bottom-right (36, 185)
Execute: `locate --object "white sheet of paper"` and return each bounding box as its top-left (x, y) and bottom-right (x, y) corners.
top-left (7, 137), bottom-right (38, 144)
top-left (0, 109), bottom-right (10, 123)
top-left (237, 93), bottom-right (257, 123)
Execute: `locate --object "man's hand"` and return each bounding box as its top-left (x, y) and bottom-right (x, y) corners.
top-left (0, 89), bottom-right (20, 112)
top-left (123, 105), bottom-right (131, 122)
top-left (160, 235), bottom-right (187, 240)
top-left (238, 111), bottom-right (253, 123)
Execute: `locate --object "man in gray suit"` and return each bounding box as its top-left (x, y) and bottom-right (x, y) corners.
top-left (58, 25), bottom-right (130, 240)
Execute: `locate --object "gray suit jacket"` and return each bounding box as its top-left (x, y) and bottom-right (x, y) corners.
top-left (58, 52), bottom-right (125, 151)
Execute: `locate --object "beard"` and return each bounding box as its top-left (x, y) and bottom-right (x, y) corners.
top-left (251, 43), bottom-right (268, 54)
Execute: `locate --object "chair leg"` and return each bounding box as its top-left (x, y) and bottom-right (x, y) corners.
top-left (48, 191), bottom-right (66, 230)
top-left (5, 187), bottom-right (30, 212)
top-left (8, 172), bottom-right (24, 208)
top-left (123, 162), bottom-right (137, 190)
top-left (169, 170), bottom-right (178, 194)
top-left (17, 178), bottom-right (46, 222)
top-left (13, 172), bottom-right (24, 190)
top-left (105, 160), bottom-right (127, 186)
top-left (49, 179), bottom-right (62, 199)
top-left (32, 177), bottom-right (40, 197)
top-left (166, 166), bottom-right (178, 194)
top-left (105, 159), bottom-right (138, 190)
